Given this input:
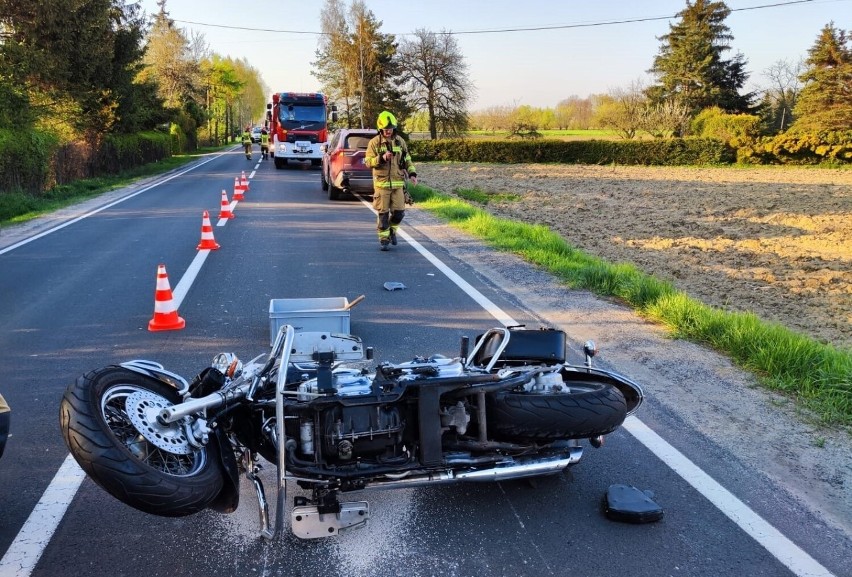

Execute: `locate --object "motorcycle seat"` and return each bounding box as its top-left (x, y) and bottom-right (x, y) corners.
top-left (473, 328), bottom-right (566, 367)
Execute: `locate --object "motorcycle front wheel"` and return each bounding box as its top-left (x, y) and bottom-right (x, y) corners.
top-left (488, 382), bottom-right (628, 441)
top-left (60, 366), bottom-right (224, 517)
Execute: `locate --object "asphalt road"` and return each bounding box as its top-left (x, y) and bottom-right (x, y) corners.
top-left (0, 147), bottom-right (847, 577)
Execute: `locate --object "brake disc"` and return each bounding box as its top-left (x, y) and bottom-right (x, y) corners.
top-left (125, 390), bottom-right (193, 455)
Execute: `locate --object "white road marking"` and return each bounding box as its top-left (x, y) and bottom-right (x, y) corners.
top-left (1, 179), bottom-right (835, 577)
top-left (624, 417), bottom-right (835, 577)
top-left (385, 199), bottom-right (836, 577)
top-left (0, 149), bottom-right (244, 576)
top-left (0, 154), bottom-right (224, 257)
top-left (0, 455), bottom-right (86, 577)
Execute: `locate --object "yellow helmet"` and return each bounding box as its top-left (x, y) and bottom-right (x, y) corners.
top-left (376, 110), bottom-right (397, 130)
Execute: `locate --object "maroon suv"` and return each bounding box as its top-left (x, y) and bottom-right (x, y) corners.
top-left (321, 129), bottom-right (375, 200)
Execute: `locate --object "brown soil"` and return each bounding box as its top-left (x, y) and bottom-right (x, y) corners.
top-left (416, 163), bottom-right (852, 349)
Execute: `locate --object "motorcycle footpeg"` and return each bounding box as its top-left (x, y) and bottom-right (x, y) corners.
top-left (291, 501), bottom-right (369, 539)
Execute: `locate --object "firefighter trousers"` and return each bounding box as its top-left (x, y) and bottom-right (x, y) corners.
top-left (372, 188), bottom-right (405, 244)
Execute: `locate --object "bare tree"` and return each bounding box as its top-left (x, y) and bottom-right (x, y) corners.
top-left (398, 29), bottom-right (473, 139)
top-left (641, 99), bottom-right (691, 138)
top-left (595, 80), bottom-right (647, 139)
top-left (762, 58), bottom-right (803, 131)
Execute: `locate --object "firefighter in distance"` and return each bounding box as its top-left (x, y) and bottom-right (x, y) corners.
top-left (365, 111), bottom-right (417, 251)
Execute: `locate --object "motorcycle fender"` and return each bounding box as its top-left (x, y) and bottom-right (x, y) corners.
top-left (561, 366), bottom-right (644, 415)
top-left (208, 427), bottom-right (240, 514)
top-left (119, 360), bottom-right (189, 396)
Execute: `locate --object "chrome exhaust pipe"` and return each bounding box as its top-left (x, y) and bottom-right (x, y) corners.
top-left (457, 447), bottom-right (583, 481)
top-left (361, 448), bottom-right (583, 491)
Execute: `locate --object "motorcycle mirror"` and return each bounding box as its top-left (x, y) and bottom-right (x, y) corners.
top-left (583, 341), bottom-right (597, 368)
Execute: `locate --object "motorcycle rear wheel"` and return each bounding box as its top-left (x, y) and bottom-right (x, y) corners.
top-left (60, 366), bottom-right (224, 517)
top-left (488, 382), bottom-right (628, 441)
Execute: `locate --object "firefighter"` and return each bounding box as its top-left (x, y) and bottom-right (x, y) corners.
top-left (260, 128), bottom-right (270, 160)
top-left (242, 125), bottom-right (252, 160)
top-left (365, 111), bottom-right (417, 251)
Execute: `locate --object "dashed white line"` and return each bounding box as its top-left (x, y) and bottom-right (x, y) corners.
top-left (0, 148), bottom-right (245, 577)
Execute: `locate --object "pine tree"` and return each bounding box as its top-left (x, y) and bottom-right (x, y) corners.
top-left (791, 23), bottom-right (852, 133)
top-left (647, 0), bottom-right (753, 117)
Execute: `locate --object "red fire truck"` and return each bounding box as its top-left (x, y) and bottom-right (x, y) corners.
top-left (266, 92), bottom-right (337, 169)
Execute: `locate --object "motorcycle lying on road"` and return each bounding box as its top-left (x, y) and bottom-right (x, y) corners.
top-left (60, 325), bottom-right (643, 539)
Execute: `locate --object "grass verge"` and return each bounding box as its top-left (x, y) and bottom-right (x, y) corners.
top-left (0, 146), bottom-right (229, 225)
top-left (410, 184), bottom-right (852, 427)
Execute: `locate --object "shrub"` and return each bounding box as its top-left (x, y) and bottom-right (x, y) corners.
top-left (409, 138), bottom-right (735, 166)
top-left (692, 107), bottom-right (761, 147)
top-left (0, 128), bottom-right (60, 194)
top-left (737, 130), bottom-right (852, 164)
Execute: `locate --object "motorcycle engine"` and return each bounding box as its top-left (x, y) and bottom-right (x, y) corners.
top-left (296, 369), bottom-right (405, 461)
top-left (321, 405), bottom-right (404, 461)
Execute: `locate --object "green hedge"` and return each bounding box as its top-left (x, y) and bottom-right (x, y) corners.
top-left (0, 130), bottom-right (172, 195)
top-left (409, 138), bottom-right (736, 166)
top-left (93, 131), bottom-right (172, 174)
top-left (0, 128), bottom-right (60, 194)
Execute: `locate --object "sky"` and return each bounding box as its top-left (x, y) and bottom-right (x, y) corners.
top-left (139, 0), bottom-right (850, 110)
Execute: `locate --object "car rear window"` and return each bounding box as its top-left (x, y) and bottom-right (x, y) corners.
top-left (345, 135), bottom-right (371, 150)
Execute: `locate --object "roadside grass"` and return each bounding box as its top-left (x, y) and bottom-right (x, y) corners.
top-left (454, 187), bottom-right (522, 205)
top-left (0, 145), bottom-right (230, 226)
top-left (411, 184), bottom-right (852, 427)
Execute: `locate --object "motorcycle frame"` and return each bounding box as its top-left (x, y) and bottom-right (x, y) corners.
top-left (146, 324), bottom-right (643, 540)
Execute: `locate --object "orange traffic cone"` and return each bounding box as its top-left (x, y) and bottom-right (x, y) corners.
top-left (218, 189), bottom-right (234, 219)
top-left (233, 176), bottom-right (242, 198)
top-left (240, 171), bottom-right (249, 191)
top-left (233, 180), bottom-right (244, 201)
top-left (196, 210), bottom-right (220, 250)
top-left (148, 264), bottom-right (185, 331)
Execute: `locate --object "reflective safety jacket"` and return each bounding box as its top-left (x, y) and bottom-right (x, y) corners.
top-left (365, 133), bottom-right (416, 190)
top-left (242, 131), bottom-right (251, 144)
top-left (260, 132), bottom-right (269, 146)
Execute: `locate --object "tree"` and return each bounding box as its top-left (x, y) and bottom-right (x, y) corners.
top-left (397, 29), bottom-right (472, 139)
top-left (200, 55), bottom-right (243, 145)
top-left (314, 0), bottom-right (357, 126)
top-left (760, 59), bottom-right (804, 133)
top-left (641, 99), bottom-right (691, 138)
top-left (138, 1), bottom-right (201, 111)
top-left (0, 0), bottom-right (152, 136)
top-left (594, 81), bottom-right (647, 139)
top-left (555, 96), bottom-right (594, 130)
top-left (313, 0), bottom-right (403, 129)
top-left (647, 0), bottom-right (753, 116)
top-left (791, 23), bottom-right (852, 133)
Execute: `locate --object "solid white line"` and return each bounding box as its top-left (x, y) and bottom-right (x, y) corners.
top-left (390, 204), bottom-right (834, 577)
top-left (623, 417), bottom-right (835, 577)
top-left (0, 455), bottom-right (86, 577)
top-left (399, 229), bottom-right (519, 327)
top-left (0, 151), bottom-right (236, 577)
top-left (0, 153), bottom-right (226, 256)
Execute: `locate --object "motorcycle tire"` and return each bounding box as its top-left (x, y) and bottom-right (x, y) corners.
top-left (59, 366), bottom-right (224, 517)
top-left (488, 382), bottom-right (628, 441)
